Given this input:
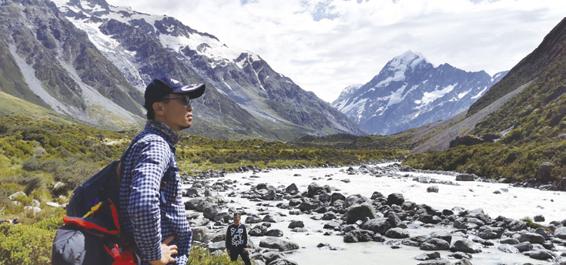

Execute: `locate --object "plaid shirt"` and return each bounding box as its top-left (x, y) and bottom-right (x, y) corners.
top-left (120, 121), bottom-right (191, 265)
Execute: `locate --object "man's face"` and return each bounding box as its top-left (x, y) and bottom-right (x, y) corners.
top-left (156, 94), bottom-right (193, 131)
top-left (234, 215), bottom-right (240, 225)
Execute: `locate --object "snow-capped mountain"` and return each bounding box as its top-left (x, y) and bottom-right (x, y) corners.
top-left (332, 51), bottom-right (507, 135)
top-left (51, 0), bottom-right (361, 138)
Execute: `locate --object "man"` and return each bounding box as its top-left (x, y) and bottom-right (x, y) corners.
top-left (119, 77), bottom-right (205, 265)
top-left (225, 213), bottom-right (252, 265)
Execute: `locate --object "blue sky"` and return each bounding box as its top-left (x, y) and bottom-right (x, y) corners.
top-left (108, 0), bottom-right (566, 102)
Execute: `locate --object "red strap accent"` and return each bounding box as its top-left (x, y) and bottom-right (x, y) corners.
top-left (63, 199), bottom-right (122, 235)
top-left (63, 216), bottom-right (120, 235)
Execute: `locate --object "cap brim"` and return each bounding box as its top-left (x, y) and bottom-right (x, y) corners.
top-left (172, 83), bottom-right (205, 99)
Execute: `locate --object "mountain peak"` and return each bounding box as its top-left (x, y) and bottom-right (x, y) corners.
top-left (385, 50), bottom-right (428, 72)
top-left (66, 0), bottom-right (110, 11)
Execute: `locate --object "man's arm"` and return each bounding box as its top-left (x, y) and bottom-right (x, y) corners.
top-left (225, 226), bottom-right (232, 251)
top-left (243, 225), bottom-right (248, 248)
top-left (127, 139), bottom-right (171, 262)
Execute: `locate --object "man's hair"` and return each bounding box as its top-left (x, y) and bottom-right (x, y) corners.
top-left (146, 107), bottom-right (155, 120)
top-left (233, 212), bottom-right (241, 218)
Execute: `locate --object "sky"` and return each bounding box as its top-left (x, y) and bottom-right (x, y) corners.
top-left (107, 0), bottom-right (566, 102)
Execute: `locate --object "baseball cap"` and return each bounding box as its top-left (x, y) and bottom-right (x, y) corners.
top-left (144, 77), bottom-right (205, 109)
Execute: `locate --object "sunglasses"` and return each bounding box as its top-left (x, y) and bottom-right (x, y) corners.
top-left (162, 95), bottom-right (192, 108)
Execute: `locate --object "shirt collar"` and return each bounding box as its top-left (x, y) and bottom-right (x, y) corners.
top-left (144, 120), bottom-right (179, 146)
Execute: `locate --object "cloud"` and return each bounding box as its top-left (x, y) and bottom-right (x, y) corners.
top-left (107, 0), bottom-right (566, 102)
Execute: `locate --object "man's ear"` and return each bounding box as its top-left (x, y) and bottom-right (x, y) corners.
top-left (152, 101), bottom-right (165, 116)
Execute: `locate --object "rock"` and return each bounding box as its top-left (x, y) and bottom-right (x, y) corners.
top-left (307, 183), bottom-right (325, 197)
top-left (191, 227), bottom-right (208, 242)
top-left (285, 183), bottom-right (299, 195)
top-left (430, 231), bottom-right (452, 244)
top-left (420, 238), bottom-right (450, 251)
top-left (203, 207), bottom-right (219, 220)
top-left (323, 221), bottom-right (340, 230)
top-left (249, 225), bottom-right (267, 236)
top-left (345, 204), bottom-right (376, 224)
top-left (519, 232), bottom-right (546, 244)
top-left (23, 206), bottom-right (41, 216)
top-left (514, 242), bottom-right (533, 252)
top-left (259, 237), bottom-right (299, 251)
top-left (387, 193), bottom-right (405, 205)
top-left (455, 174), bottom-right (476, 181)
top-left (266, 229), bottom-right (283, 237)
top-left (330, 192), bottom-right (346, 203)
top-left (385, 228), bottom-right (409, 239)
top-left (533, 215), bottom-right (545, 222)
top-left (386, 212), bottom-right (402, 228)
top-left (497, 244), bottom-right (519, 253)
top-left (345, 194), bottom-right (369, 208)
top-left (321, 212), bottom-right (337, 220)
top-left (414, 252), bottom-right (441, 261)
top-left (207, 241), bottom-right (226, 251)
top-left (288, 220), bottom-right (304, 229)
top-left (370, 191), bottom-right (384, 200)
top-left (184, 188), bottom-right (200, 197)
top-left (536, 162), bottom-right (554, 181)
top-left (8, 191), bottom-right (26, 201)
top-left (361, 218), bottom-right (391, 235)
top-left (245, 215), bottom-right (262, 224)
top-left (270, 259), bottom-right (298, 265)
top-left (417, 260), bottom-right (451, 265)
top-left (499, 238), bottom-right (520, 245)
top-left (419, 214), bottom-right (442, 224)
top-left (451, 239), bottom-right (481, 253)
top-left (262, 215), bottom-right (277, 223)
top-left (477, 226), bottom-right (504, 240)
top-left (343, 229), bottom-right (374, 243)
top-left (426, 186), bottom-right (439, 193)
top-left (525, 249), bottom-right (555, 260)
top-left (554, 227), bottom-right (566, 240)
top-left (184, 198), bottom-right (213, 212)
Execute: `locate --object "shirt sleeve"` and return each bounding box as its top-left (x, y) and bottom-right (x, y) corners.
top-left (226, 226), bottom-right (232, 250)
top-left (243, 225), bottom-right (248, 248)
top-left (126, 138), bottom-right (171, 262)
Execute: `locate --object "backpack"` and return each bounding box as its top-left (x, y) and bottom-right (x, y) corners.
top-left (51, 159), bottom-right (136, 265)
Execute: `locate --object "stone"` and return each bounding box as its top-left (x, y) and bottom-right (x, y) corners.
top-left (285, 183), bottom-right (299, 195)
top-left (455, 174), bottom-right (476, 181)
top-left (266, 229), bottom-right (283, 237)
top-left (288, 220), bottom-right (304, 229)
top-left (519, 232), bottom-right (545, 244)
top-left (259, 238), bottom-right (299, 251)
top-left (426, 186), bottom-right (439, 193)
top-left (345, 204), bottom-right (376, 224)
top-left (420, 238), bottom-right (450, 251)
top-left (451, 239), bottom-right (481, 253)
top-left (385, 228), bottom-right (409, 239)
top-left (361, 218), bottom-right (391, 235)
top-left (387, 193), bottom-right (405, 205)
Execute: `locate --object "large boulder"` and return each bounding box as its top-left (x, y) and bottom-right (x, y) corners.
top-left (288, 220), bottom-right (304, 229)
top-left (451, 239), bottom-right (481, 253)
top-left (285, 183), bottom-right (299, 195)
top-left (386, 193), bottom-right (404, 205)
top-left (361, 218), bottom-right (391, 235)
top-left (345, 204), bottom-right (376, 224)
top-left (385, 228), bottom-right (409, 239)
top-left (420, 238), bottom-right (450, 251)
top-left (259, 238), bottom-right (299, 251)
top-left (518, 232), bottom-right (545, 244)
top-left (554, 227), bottom-right (566, 240)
